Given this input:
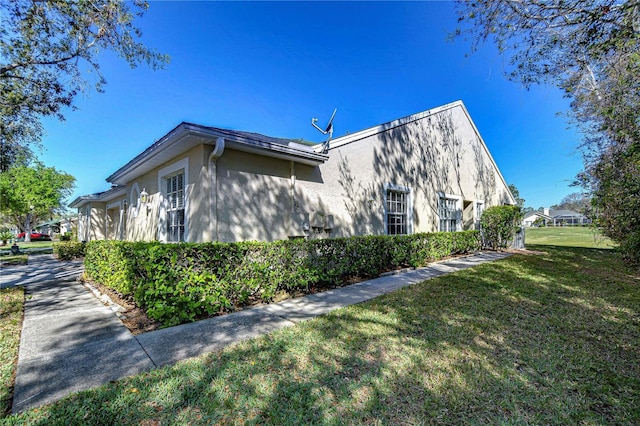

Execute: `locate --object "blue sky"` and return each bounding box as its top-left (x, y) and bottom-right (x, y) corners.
top-left (40, 1), bottom-right (583, 209)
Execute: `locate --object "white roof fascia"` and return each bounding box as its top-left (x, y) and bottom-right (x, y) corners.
top-left (69, 186), bottom-right (126, 209)
top-left (107, 123), bottom-right (328, 185)
top-left (106, 123), bottom-right (203, 185)
top-left (192, 126), bottom-right (328, 165)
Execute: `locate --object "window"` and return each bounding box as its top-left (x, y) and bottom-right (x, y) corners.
top-left (475, 200), bottom-right (484, 229)
top-left (439, 194), bottom-right (461, 232)
top-left (386, 189), bottom-right (408, 235)
top-left (165, 172), bottom-right (185, 242)
top-left (158, 158), bottom-right (188, 242)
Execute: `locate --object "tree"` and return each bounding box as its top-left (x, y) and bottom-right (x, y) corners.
top-left (533, 216), bottom-right (546, 227)
top-left (521, 206), bottom-right (535, 215)
top-left (455, 0), bottom-right (640, 265)
top-left (508, 183), bottom-right (525, 207)
top-left (0, 162), bottom-right (75, 242)
top-left (589, 142), bottom-right (640, 264)
top-left (0, 0), bottom-right (168, 171)
top-left (551, 192), bottom-right (592, 215)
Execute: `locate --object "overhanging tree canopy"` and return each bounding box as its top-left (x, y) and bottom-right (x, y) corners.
top-left (455, 0), bottom-right (640, 264)
top-left (0, 0), bottom-right (168, 171)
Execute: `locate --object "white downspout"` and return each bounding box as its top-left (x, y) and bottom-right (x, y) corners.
top-left (290, 161), bottom-right (296, 212)
top-left (208, 137), bottom-right (225, 241)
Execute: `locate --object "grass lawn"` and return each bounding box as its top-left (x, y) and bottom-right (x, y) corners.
top-left (0, 242), bottom-right (53, 266)
top-left (0, 256), bottom-right (27, 267)
top-left (0, 241), bottom-right (53, 251)
top-left (2, 245), bottom-right (638, 424)
top-left (0, 287), bottom-right (24, 417)
top-left (525, 226), bottom-right (616, 249)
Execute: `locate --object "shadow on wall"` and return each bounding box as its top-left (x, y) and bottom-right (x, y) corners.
top-left (336, 108), bottom-right (508, 234)
top-left (126, 194), bottom-right (160, 242)
top-left (337, 152), bottom-right (384, 235)
top-left (216, 147), bottom-right (339, 243)
top-left (218, 169), bottom-right (291, 242)
top-left (91, 209), bottom-right (106, 241)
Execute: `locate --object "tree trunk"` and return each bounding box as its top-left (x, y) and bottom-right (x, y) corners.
top-left (24, 212), bottom-right (32, 243)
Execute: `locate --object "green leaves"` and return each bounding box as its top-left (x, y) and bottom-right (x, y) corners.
top-left (0, 0), bottom-right (169, 169)
top-left (52, 241), bottom-right (85, 260)
top-left (0, 161), bottom-right (75, 232)
top-left (591, 141), bottom-right (640, 265)
top-left (480, 205), bottom-right (523, 250)
top-left (84, 232), bottom-right (482, 326)
top-left (454, 0), bottom-right (640, 265)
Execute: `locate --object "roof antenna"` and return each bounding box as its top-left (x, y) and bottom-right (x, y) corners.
top-left (311, 108), bottom-right (337, 153)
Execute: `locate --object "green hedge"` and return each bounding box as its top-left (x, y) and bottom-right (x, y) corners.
top-left (480, 205), bottom-right (523, 249)
top-left (84, 231), bottom-right (480, 327)
top-left (52, 241), bottom-right (86, 260)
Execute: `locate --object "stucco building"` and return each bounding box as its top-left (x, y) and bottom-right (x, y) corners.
top-left (70, 100), bottom-right (515, 242)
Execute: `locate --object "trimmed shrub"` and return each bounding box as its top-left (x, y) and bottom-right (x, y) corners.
top-left (84, 231), bottom-right (481, 326)
top-left (53, 241), bottom-right (86, 260)
top-left (83, 241), bottom-right (140, 295)
top-left (480, 205), bottom-right (523, 249)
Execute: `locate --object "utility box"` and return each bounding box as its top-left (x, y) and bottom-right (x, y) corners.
top-left (310, 211), bottom-right (326, 229)
top-left (289, 212), bottom-right (310, 237)
top-left (325, 215), bottom-right (334, 230)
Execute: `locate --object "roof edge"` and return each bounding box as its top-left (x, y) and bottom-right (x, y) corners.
top-left (106, 122), bottom-right (328, 184)
top-left (316, 100), bottom-right (515, 205)
top-left (69, 186), bottom-right (126, 209)
top-left (314, 100), bottom-right (465, 152)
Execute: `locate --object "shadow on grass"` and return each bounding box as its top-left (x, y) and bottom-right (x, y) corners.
top-left (6, 246), bottom-right (640, 425)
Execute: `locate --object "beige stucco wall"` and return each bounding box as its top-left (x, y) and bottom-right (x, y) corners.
top-left (90, 103), bottom-right (512, 243)
top-left (294, 104), bottom-right (514, 237)
top-left (121, 144), bottom-right (300, 243)
top-left (216, 149), bottom-right (293, 242)
top-left (123, 169), bottom-right (160, 242)
top-left (122, 144), bottom-right (210, 242)
top-left (80, 203), bottom-right (107, 241)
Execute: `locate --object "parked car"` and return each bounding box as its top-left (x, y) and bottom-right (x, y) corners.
top-left (16, 232), bottom-right (52, 241)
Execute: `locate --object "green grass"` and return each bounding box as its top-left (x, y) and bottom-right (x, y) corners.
top-left (525, 226), bottom-right (616, 248)
top-left (2, 241), bottom-right (53, 250)
top-left (0, 256), bottom-right (27, 266)
top-left (0, 288), bottom-right (24, 417)
top-left (2, 245), bottom-right (638, 424)
top-left (0, 242), bottom-right (53, 262)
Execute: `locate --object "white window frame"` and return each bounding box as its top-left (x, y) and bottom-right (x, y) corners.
top-left (384, 184), bottom-right (413, 235)
top-left (438, 192), bottom-right (462, 232)
top-left (165, 173), bottom-right (185, 242)
top-left (475, 199), bottom-right (485, 230)
top-left (158, 158), bottom-right (189, 242)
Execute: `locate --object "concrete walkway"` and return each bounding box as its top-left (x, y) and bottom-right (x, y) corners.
top-left (3, 251), bottom-right (511, 413)
top-left (0, 254), bottom-right (84, 289)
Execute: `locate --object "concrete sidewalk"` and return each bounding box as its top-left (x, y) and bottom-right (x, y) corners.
top-left (0, 254), bottom-right (84, 289)
top-left (6, 251), bottom-right (511, 413)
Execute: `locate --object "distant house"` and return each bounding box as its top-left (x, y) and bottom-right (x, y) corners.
top-left (548, 209), bottom-right (591, 226)
top-left (69, 100), bottom-right (515, 243)
top-left (523, 211), bottom-right (552, 227)
top-left (523, 208), bottom-right (590, 227)
top-left (34, 217), bottom-right (76, 237)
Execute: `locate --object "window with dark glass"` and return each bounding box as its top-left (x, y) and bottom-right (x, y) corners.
top-left (386, 189), bottom-right (407, 235)
top-left (165, 172), bottom-right (184, 242)
top-left (439, 196), bottom-right (459, 232)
